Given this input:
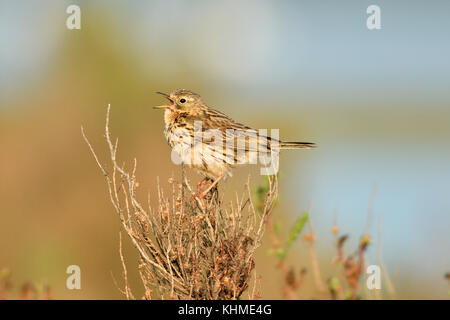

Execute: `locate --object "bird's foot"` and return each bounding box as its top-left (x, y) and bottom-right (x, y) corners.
top-left (192, 174), bottom-right (224, 210)
top-left (196, 178), bottom-right (210, 193)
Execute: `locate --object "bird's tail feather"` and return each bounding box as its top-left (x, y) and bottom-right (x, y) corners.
top-left (280, 141), bottom-right (316, 149)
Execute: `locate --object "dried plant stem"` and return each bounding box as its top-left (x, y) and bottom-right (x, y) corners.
top-left (119, 232), bottom-right (134, 300)
top-left (305, 221), bottom-right (326, 297)
top-left (82, 104), bottom-right (277, 299)
top-left (377, 215), bottom-right (397, 299)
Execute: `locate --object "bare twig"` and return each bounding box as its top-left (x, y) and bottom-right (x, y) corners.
top-left (82, 104), bottom-right (276, 299)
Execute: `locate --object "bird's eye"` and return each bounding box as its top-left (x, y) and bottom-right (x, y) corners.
top-left (179, 98), bottom-right (186, 103)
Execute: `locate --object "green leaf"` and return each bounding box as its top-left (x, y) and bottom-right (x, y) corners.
top-left (285, 212), bottom-right (309, 249)
top-left (276, 248), bottom-right (286, 260)
top-left (278, 211), bottom-right (309, 261)
top-left (328, 277), bottom-right (340, 290)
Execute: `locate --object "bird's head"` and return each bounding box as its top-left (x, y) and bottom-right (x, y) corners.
top-left (154, 89), bottom-right (204, 113)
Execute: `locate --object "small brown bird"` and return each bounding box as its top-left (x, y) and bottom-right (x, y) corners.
top-left (154, 89), bottom-right (315, 199)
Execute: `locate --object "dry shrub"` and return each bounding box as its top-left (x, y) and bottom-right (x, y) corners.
top-left (82, 105), bottom-right (277, 299)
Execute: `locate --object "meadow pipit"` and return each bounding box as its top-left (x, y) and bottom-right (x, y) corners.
top-left (154, 89), bottom-right (315, 200)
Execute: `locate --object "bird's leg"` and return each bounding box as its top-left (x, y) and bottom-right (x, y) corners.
top-left (197, 174), bottom-right (224, 200)
top-left (193, 174), bottom-right (224, 210)
top-left (191, 177), bottom-right (210, 209)
top-left (196, 177), bottom-right (210, 192)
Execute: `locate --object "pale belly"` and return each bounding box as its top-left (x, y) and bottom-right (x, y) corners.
top-left (167, 135), bottom-right (234, 180)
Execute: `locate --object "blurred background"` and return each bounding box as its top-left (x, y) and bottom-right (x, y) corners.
top-left (0, 0), bottom-right (449, 299)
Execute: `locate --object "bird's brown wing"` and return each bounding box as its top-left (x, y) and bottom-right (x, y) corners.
top-left (205, 108), bottom-right (315, 149)
top-left (203, 107), bottom-right (252, 131)
top-left (197, 108), bottom-right (277, 166)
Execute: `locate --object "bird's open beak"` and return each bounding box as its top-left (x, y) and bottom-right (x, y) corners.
top-left (153, 105), bottom-right (170, 109)
top-left (153, 92), bottom-right (173, 109)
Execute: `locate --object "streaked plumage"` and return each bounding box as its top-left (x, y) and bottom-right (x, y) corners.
top-left (154, 89), bottom-right (315, 181)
